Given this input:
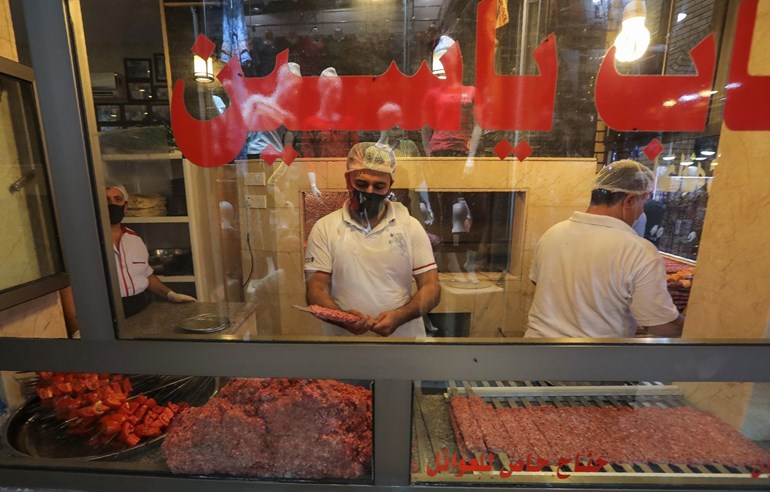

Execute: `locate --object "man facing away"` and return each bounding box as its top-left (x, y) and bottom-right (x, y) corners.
top-left (525, 160), bottom-right (683, 338)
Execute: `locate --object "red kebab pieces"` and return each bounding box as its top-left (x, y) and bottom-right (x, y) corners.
top-left (34, 372), bottom-right (188, 449)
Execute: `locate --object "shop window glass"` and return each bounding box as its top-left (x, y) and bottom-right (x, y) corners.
top-left (70, 0), bottom-right (753, 342)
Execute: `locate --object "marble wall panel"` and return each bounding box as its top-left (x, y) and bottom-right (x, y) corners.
top-left (677, 1), bottom-right (770, 443)
top-left (0, 293), bottom-right (67, 339)
top-left (522, 206), bottom-right (581, 254)
top-left (0, 0), bottom-right (16, 62)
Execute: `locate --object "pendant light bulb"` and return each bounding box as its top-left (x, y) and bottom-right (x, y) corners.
top-left (193, 55), bottom-right (214, 83)
top-left (614, 0), bottom-right (650, 63)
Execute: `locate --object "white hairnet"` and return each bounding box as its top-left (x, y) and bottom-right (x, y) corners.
top-left (346, 142), bottom-right (396, 177)
top-left (592, 159), bottom-right (654, 194)
top-left (106, 183), bottom-right (128, 200)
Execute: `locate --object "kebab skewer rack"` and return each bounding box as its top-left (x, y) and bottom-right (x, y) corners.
top-left (412, 380), bottom-right (770, 486)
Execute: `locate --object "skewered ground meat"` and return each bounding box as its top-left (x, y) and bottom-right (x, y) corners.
top-left (162, 379), bottom-right (372, 479)
top-left (308, 305), bottom-right (360, 324)
top-left (450, 397), bottom-right (770, 467)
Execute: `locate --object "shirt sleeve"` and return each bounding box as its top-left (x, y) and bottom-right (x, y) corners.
top-left (629, 254), bottom-right (680, 326)
top-left (139, 238), bottom-right (153, 278)
top-left (304, 217), bottom-right (333, 274)
top-left (409, 217), bottom-right (437, 275)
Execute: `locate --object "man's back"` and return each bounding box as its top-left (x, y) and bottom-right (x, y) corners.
top-left (525, 212), bottom-right (677, 338)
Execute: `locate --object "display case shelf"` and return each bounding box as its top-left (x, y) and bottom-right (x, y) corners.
top-left (102, 151), bottom-right (182, 161)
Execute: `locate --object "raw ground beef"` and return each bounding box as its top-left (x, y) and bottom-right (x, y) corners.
top-left (163, 378), bottom-right (372, 479)
top-left (449, 397), bottom-right (770, 467)
top-left (308, 305), bottom-right (359, 324)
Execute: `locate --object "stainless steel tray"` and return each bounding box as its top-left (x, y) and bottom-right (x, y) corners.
top-left (177, 314), bottom-right (230, 333)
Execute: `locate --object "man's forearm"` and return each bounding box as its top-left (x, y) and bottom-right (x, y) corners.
top-left (146, 275), bottom-right (171, 298)
top-left (393, 283), bottom-right (441, 325)
top-left (645, 313), bottom-right (685, 337)
top-left (305, 274), bottom-right (340, 310)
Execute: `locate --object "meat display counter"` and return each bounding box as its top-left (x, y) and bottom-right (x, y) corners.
top-left (411, 380), bottom-right (770, 488)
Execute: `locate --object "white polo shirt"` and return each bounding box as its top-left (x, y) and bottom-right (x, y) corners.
top-left (304, 200), bottom-right (437, 337)
top-left (114, 226), bottom-right (153, 298)
top-left (525, 212), bottom-right (679, 338)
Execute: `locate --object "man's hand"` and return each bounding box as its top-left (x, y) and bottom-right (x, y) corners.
top-left (340, 309), bottom-right (374, 335)
top-left (371, 310), bottom-right (405, 337)
top-left (167, 291), bottom-right (197, 303)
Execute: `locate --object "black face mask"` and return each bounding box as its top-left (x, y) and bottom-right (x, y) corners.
top-left (108, 204), bottom-right (125, 225)
top-left (351, 189), bottom-right (388, 220)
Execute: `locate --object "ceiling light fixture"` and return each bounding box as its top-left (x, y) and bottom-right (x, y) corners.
top-left (700, 150), bottom-right (716, 156)
top-left (677, 12), bottom-right (687, 22)
top-left (614, 0), bottom-right (650, 62)
top-left (191, 7), bottom-right (214, 83)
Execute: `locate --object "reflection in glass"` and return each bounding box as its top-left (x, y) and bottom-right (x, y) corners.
top-left (0, 73), bottom-right (63, 293)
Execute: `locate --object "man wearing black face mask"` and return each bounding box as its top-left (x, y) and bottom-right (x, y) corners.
top-left (304, 143), bottom-right (441, 337)
top-left (106, 185), bottom-right (196, 317)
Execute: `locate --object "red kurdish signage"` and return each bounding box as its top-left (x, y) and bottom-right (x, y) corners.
top-left (171, 0), bottom-right (769, 168)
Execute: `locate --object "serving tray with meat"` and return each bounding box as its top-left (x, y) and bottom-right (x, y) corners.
top-left (3, 372), bottom-right (216, 460)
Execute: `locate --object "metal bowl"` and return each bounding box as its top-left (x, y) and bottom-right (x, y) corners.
top-left (148, 248), bottom-right (191, 275)
top-left (148, 249), bottom-right (175, 274)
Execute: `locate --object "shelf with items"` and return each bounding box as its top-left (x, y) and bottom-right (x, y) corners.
top-left (156, 275), bottom-right (195, 283)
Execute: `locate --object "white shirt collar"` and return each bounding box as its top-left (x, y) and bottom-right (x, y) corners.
top-left (569, 211), bottom-right (636, 234)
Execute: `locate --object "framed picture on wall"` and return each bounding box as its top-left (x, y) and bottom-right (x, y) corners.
top-left (124, 104), bottom-right (150, 123)
top-left (95, 104), bottom-right (121, 123)
top-left (127, 82), bottom-right (152, 101)
top-left (153, 86), bottom-right (169, 101)
top-left (123, 58), bottom-right (152, 81)
top-left (150, 104), bottom-right (170, 123)
top-left (153, 53), bottom-right (167, 83)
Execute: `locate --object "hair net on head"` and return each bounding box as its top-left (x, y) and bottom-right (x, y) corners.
top-left (106, 183), bottom-right (128, 200)
top-left (346, 142), bottom-right (397, 177)
top-left (592, 159), bottom-right (654, 194)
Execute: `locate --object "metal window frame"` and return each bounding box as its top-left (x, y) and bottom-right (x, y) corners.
top-left (2, 1), bottom-right (769, 491)
top-left (0, 57), bottom-right (70, 311)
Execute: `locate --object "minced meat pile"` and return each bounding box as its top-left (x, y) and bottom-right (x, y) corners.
top-left (162, 378), bottom-right (372, 479)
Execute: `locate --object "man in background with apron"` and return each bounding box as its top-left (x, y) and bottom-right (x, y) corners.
top-left (304, 143), bottom-right (441, 337)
